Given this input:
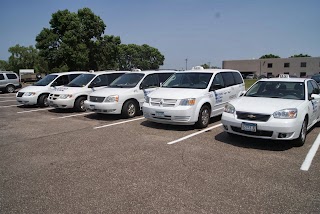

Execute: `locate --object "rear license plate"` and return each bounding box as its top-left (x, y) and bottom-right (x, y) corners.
top-left (155, 111), bottom-right (164, 117)
top-left (241, 122), bottom-right (257, 132)
top-left (89, 105), bottom-right (95, 110)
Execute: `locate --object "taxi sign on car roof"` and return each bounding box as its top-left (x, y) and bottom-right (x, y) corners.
top-left (278, 74), bottom-right (290, 78)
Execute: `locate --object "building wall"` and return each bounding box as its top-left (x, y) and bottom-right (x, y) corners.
top-left (222, 57), bottom-right (320, 77)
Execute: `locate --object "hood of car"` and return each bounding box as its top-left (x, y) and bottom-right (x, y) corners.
top-left (18, 85), bottom-right (50, 93)
top-left (230, 97), bottom-right (305, 114)
top-left (88, 87), bottom-right (133, 97)
top-left (148, 88), bottom-right (205, 99)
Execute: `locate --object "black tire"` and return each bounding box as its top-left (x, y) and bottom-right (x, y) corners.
top-left (38, 94), bottom-right (49, 107)
top-left (195, 105), bottom-right (211, 128)
top-left (121, 100), bottom-right (138, 118)
top-left (74, 97), bottom-right (87, 112)
top-left (294, 118), bottom-right (307, 147)
top-left (6, 85), bottom-right (15, 93)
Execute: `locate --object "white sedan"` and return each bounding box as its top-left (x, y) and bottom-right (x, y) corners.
top-left (221, 78), bottom-right (320, 146)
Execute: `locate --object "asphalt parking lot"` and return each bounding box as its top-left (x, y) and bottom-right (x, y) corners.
top-left (0, 91), bottom-right (319, 213)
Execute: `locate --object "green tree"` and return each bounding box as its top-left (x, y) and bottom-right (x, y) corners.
top-left (35, 8), bottom-right (106, 72)
top-left (290, 54), bottom-right (311, 58)
top-left (259, 54), bottom-right (280, 59)
top-left (118, 44), bottom-right (164, 70)
top-left (0, 60), bottom-right (8, 70)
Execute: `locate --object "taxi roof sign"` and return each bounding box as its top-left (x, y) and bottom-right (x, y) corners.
top-left (279, 74), bottom-right (290, 78)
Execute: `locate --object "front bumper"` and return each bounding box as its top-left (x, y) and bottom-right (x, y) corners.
top-left (84, 100), bottom-right (122, 114)
top-left (221, 112), bottom-right (302, 140)
top-left (143, 104), bottom-right (198, 125)
top-left (48, 98), bottom-right (75, 109)
top-left (16, 96), bottom-right (38, 105)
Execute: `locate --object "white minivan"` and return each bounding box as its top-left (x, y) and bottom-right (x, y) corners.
top-left (16, 71), bottom-right (86, 107)
top-left (48, 71), bottom-right (127, 112)
top-left (84, 70), bottom-right (175, 118)
top-left (143, 68), bottom-right (245, 128)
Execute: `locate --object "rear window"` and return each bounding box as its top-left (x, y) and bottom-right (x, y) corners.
top-left (6, 73), bottom-right (18, 79)
top-left (0, 74), bottom-right (4, 80)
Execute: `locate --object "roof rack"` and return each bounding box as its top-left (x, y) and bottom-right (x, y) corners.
top-left (0, 71), bottom-right (14, 73)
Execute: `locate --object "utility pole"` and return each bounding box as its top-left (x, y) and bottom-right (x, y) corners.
top-left (185, 58), bottom-right (188, 70)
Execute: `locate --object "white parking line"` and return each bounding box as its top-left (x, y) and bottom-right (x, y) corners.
top-left (51, 112), bottom-right (94, 119)
top-left (0, 100), bottom-right (16, 102)
top-left (167, 123), bottom-right (223, 145)
top-left (0, 104), bottom-right (23, 108)
top-left (300, 133), bottom-right (320, 171)
top-left (93, 117), bottom-right (144, 129)
top-left (17, 107), bottom-right (54, 113)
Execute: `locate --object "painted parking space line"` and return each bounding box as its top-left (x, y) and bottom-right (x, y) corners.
top-left (93, 117), bottom-right (144, 129)
top-left (51, 112), bottom-right (94, 119)
top-left (0, 99), bottom-right (16, 102)
top-left (17, 107), bottom-right (54, 113)
top-left (300, 133), bottom-right (320, 171)
top-left (0, 104), bottom-right (23, 108)
top-left (167, 124), bottom-right (222, 145)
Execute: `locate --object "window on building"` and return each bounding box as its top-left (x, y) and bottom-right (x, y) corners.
top-left (284, 63), bottom-right (290, 68)
top-left (300, 72), bottom-right (306, 77)
top-left (267, 63), bottom-right (272, 68)
top-left (301, 62), bottom-right (306, 67)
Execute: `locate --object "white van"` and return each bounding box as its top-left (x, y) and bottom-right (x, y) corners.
top-left (16, 71), bottom-right (86, 107)
top-left (48, 71), bottom-right (127, 111)
top-left (84, 70), bottom-right (175, 118)
top-left (143, 69), bottom-right (245, 128)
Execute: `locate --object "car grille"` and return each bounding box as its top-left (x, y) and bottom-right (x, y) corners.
top-left (236, 111), bottom-right (271, 122)
top-left (17, 92), bottom-right (24, 97)
top-left (89, 96), bottom-right (105, 103)
top-left (231, 126), bottom-right (273, 137)
top-left (150, 98), bottom-right (177, 107)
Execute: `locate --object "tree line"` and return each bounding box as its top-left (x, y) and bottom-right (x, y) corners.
top-left (0, 8), bottom-right (165, 74)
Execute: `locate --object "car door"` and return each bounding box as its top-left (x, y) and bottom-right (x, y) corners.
top-left (209, 72), bottom-right (229, 116)
top-left (307, 80), bottom-right (319, 124)
top-left (0, 74), bottom-right (5, 89)
top-left (309, 80), bottom-right (320, 121)
top-left (139, 74), bottom-right (159, 107)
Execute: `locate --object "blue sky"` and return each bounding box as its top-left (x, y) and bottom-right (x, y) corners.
top-left (0, 0), bottom-right (319, 70)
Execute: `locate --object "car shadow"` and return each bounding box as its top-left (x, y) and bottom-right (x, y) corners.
top-left (84, 113), bottom-right (124, 121)
top-left (140, 115), bottom-right (222, 132)
top-left (215, 132), bottom-right (295, 151)
top-left (48, 108), bottom-right (76, 113)
top-left (16, 105), bottom-right (38, 108)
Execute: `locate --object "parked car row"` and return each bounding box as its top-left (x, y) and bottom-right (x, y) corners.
top-left (15, 69), bottom-right (320, 146)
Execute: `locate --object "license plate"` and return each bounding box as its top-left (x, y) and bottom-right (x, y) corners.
top-left (89, 105), bottom-right (95, 110)
top-left (155, 111), bottom-right (164, 117)
top-left (241, 122), bottom-right (257, 132)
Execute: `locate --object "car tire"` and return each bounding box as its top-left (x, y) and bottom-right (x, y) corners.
top-left (6, 85), bottom-right (15, 93)
top-left (74, 97), bottom-right (87, 112)
top-left (38, 94), bottom-right (49, 107)
top-left (195, 105), bottom-right (210, 128)
top-left (122, 100), bottom-right (137, 118)
top-left (294, 118), bottom-right (307, 147)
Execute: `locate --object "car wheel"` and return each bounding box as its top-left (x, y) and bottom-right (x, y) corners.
top-left (294, 118), bottom-right (307, 147)
top-left (38, 94), bottom-right (49, 107)
top-left (6, 85), bottom-right (15, 93)
top-left (195, 105), bottom-right (210, 128)
top-left (122, 100), bottom-right (137, 118)
top-left (74, 97), bottom-right (87, 112)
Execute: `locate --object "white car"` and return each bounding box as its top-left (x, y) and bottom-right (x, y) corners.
top-left (221, 77), bottom-right (320, 146)
top-left (84, 70), bottom-right (175, 118)
top-left (48, 71), bottom-right (127, 111)
top-left (143, 69), bottom-right (245, 128)
top-left (16, 71), bottom-right (86, 107)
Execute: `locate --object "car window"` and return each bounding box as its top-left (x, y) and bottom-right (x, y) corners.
top-left (0, 74), bottom-right (4, 80)
top-left (310, 80), bottom-right (319, 93)
top-left (69, 74), bottom-right (81, 81)
top-left (67, 73), bottom-right (95, 87)
top-left (91, 74), bottom-right (110, 87)
top-left (141, 74), bottom-right (158, 88)
top-left (109, 73), bottom-right (144, 88)
top-left (210, 73), bottom-right (225, 90)
top-left (162, 72), bottom-right (212, 89)
top-left (110, 73), bottom-right (125, 83)
top-left (6, 74), bottom-right (18, 79)
top-left (232, 72), bottom-right (243, 84)
top-left (158, 73), bottom-right (174, 84)
top-left (33, 74), bottom-right (58, 86)
top-left (54, 75), bottom-right (69, 86)
top-left (221, 72), bottom-right (235, 87)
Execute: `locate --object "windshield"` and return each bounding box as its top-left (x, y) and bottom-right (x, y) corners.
top-left (245, 81), bottom-right (305, 100)
top-left (66, 73), bottom-right (95, 87)
top-left (109, 73), bottom-right (144, 88)
top-left (33, 74), bottom-right (58, 86)
top-left (162, 72), bottom-right (212, 89)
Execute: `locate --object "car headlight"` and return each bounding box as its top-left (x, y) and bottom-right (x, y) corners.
top-left (224, 103), bottom-right (235, 114)
top-left (273, 108), bottom-right (297, 119)
top-left (104, 95), bottom-right (119, 102)
top-left (179, 98), bottom-right (196, 106)
top-left (145, 96), bottom-right (150, 103)
top-left (59, 94), bottom-right (72, 99)
top-left (23, 92), bottom-right (36, 96)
